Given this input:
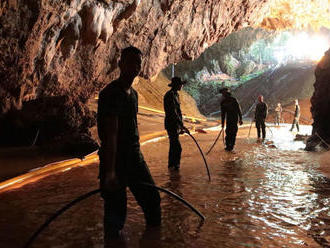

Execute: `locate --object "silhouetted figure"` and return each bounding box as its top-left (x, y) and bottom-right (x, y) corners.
top-left (220, 88), bottom-right (243, 151)
top-left (97, 46), bottom-right (161, 244)
top-left (255, 95), bottom-right (268, 140)
top-left (290, 99), bottom-right (300, 132)
top-left (163, 77), bottom-right (188, 170)
top-left (274, 102), bottom-right (282, 126)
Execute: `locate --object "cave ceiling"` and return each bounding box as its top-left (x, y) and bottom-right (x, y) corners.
top-left (0, 0), bottom-right (329, 114)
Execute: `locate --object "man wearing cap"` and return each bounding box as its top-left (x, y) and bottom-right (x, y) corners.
top-left (220, 88), bottom-right (243, 151)
top-left (163, 77), bottom-right (188, 170)
top-left (255, 95), bottom-right (268, 140)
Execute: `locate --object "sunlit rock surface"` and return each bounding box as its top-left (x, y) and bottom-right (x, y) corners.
top-left (262, 0), bottom-right (330, 30)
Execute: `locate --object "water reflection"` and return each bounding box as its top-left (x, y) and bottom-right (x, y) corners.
top-left (3, 126), bottom-right (330, 248)
top-left (267, 124), bottom-right (312, 151)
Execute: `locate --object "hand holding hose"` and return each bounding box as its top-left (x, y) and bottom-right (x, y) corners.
top-left (183, 126), bottom-right (190, 134)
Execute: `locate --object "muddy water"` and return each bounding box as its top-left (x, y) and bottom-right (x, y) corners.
top-left (1, 127), bottom-right (330, 247)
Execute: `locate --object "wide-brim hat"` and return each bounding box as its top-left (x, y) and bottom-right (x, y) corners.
top-left (168, 77), bottom-right (186, 87)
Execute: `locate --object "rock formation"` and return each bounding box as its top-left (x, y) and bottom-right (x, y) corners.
top-left (0, 0), bottom-right (271, 148)
top-left (0, 0), bottom-right (329, 151)
top-left (306, 49), bottom-right (330, 151)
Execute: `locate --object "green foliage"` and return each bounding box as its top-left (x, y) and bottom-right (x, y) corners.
top-left (183, 80), bottom-right (223, 105)
top-left (239, 69), bottom-right (267, 83)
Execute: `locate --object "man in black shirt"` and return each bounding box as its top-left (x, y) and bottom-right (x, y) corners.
top-left (220, 88), bottom-right (243, 151)
top-left (255, 95), bottom-right (268, 140)
top-left (290, 99), bottom-right (300, 132)
top-left (163, 77), bottom-right (188, 170)
top-left (97, 46), bottom-right (161, 242)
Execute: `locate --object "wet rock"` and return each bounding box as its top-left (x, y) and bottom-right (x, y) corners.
top-left (294, 134), bottom-right (309, 142)
top-left (308, 49), bottom-right (330, 151)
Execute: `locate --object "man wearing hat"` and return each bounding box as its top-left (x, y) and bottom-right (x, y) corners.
top-left (163, 77), bottom-right (188, 170)
top-left (220, 87), bottom-right (243, 151)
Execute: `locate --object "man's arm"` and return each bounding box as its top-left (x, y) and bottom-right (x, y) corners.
top-left (165, 93), bottom-right (183, 128)
top-left (236, 100), bottom-right (243, 124)
top-left (254, 104), bottom-right (257, 121)
top-left (101, 115), bottom-right (120, 192)
top-left (264, 103), bottom-right (268, 119)
top-left (221, 103), bottom-right (226, 127)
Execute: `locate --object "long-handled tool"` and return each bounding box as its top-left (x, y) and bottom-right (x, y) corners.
top-left (206, 128), bottom-right (223, 155)
top-left (247, 120), bottom-right (253, 138)
top-left (265, 124), bottom-right (273, 137)
top-left (186, 131), bottom-right (211, 182)
top-left (23, 183), bottom-right (205, 248)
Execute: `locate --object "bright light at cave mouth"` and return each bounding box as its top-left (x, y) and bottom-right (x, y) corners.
top-left (275, 32), bottom-right (329, 63)
top-left (287, 33), bottom-right (329, 61)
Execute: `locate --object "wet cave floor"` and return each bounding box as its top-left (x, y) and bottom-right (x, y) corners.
top-left (1, 124), bottom-right (330, 248)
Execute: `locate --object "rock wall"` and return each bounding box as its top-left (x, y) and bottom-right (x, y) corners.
top-left (306, 49), bottom-right (330, 151)
top-left (1, 0), bottom-right (330, 150)
top-left (0, 0), bottom-right (271, 146)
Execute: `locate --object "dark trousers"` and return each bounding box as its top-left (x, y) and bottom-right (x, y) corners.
top-left (101, 150), bottom-right (161, 237)
top-left (166, 128), bottom-right (182, 168)
top-left (275, 114), bottom-right (281, 125)
top-left (290, 118), bottom-right (300, 132)
top-left (225, 123), bottom-right (238, 150)
top-left (256, 119), bottom-right (266, 139)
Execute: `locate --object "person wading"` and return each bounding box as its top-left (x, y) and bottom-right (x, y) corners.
top-left (220, 88), bottom-right (243, 152)
top-left (97, 46), bottom-right (161, 243)
top-left (255, 95), bottom-right (268, 141)
top-left (164, 77), bottom-right (188, 170)
top-left (290, 99), bottom-right (300, 132)
top-left (274, 102), bottom-right (282, 126)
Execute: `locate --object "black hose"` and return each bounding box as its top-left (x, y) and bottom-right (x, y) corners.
top-left (23, 183), bottom-right (205, 248)
top-left (206, 128), bottom-right (223, 155)
top-left (23, 189), bottom-right (100, 248)
top-left (138, 183), bottom-right (205, 221)
top-left (187, 132), bottom-right (211, 182)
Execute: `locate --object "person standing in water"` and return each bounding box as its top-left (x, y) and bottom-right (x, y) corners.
top-left (220, 88), bottom-right (243, 151)
top-left (255, 95), bottom-right (268, 141)
top-left (274, 102), bottom-right (282, 126)
top-left (163, 77), bottom-right (188, 170)
top-left (97, 46), bottom-right (161, 243)
top-left (290, 99), bottom-right (300, 132)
